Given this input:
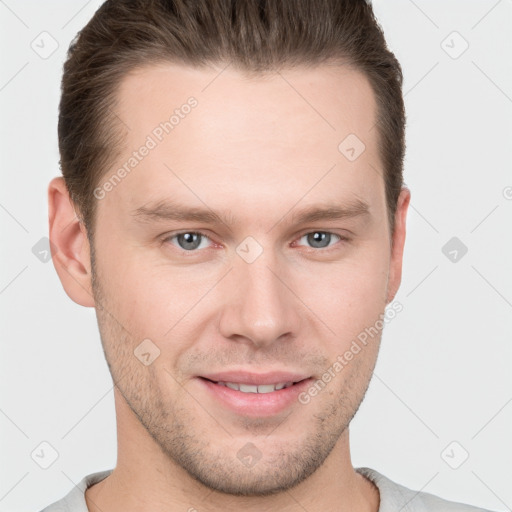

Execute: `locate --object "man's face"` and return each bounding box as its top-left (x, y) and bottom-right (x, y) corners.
top-left (90, 63), bottom-right (405, 495)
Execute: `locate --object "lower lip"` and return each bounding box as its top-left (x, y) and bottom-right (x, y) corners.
top-left (197, 377), bottom-right (313, 417)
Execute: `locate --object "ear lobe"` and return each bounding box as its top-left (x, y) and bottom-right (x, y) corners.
top-left (386, 187), bottom-right (411, 304)
top-left (48, 176), bottom-right (95, 307)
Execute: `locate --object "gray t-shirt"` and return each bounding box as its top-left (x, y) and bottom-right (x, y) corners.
top-left (40, 467), bottom-right (495, 512)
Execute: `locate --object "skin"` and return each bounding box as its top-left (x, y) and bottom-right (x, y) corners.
top-left (49, 62), bottom-right (410, 512)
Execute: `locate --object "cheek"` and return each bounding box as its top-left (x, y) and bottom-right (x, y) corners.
top-left (296, 244), bottom-right (390, 334)
top-left (93, 238), bottom-right (174, 340)
top-left (98, 253), bottom-right (220, 353)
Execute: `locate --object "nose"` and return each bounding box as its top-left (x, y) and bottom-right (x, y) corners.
top-left (218, 250), bottom-right (302, 348)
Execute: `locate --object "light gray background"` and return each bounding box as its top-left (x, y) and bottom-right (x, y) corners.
top-left (1, 1), bottom-right (511, 511)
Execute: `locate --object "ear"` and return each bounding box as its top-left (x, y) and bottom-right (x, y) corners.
top-left (386, 187), bottom-right (411, 304)
top-left (48, 177), bottom-right (95, 307)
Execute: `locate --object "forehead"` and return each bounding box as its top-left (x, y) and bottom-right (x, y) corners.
top-left (115, 61), bottom-right (377, 150)
top-left (104, 62), bottom-right (382, 222)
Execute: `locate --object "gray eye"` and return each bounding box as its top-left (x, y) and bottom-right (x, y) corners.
top-left (301, 232), bottom-right (339, 249)
top-left (176, 232), bottom-right (204, 250)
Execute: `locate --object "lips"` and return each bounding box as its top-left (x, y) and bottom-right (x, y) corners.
top-left (216, 381), bottom-right (294, 393)
top-left (196, 371), bottom-right (313, 417)
top-left (200, 370), bottom-right (310, 386)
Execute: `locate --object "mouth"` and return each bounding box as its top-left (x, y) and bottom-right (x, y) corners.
top-left (200, 378), bottom-right (305, 393)
top-left (196, 374), bottom-right (313, 417)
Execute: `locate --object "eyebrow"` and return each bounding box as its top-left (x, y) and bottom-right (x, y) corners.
top-left (289, 199), bottom-right (369, 225)
top-left (132, 201), bottom-right (236, 226)
top-left (131, 198), bottom-right (370, 228)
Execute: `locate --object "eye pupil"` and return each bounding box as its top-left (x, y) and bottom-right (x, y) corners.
top-left (307, 232), bottom-right (331, 248)
top-left (178, 232), bottom-right (201, 250)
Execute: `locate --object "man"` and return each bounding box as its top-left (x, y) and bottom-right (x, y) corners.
top-left (42, 1), bottom-right (494, 511)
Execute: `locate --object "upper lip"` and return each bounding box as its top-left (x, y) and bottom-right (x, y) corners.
top-left (199, 371), bottom-right (311, 385)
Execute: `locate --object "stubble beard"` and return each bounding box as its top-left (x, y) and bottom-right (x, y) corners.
top-left (90, 256), bottom-right (377, 497)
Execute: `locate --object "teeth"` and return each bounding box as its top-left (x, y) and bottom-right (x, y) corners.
top-left (216, 381), bottom-right (294, 393)
top-left (257, 384), bottom-right (276, 394)
top-left (239, 383), bottom-right (258, 393)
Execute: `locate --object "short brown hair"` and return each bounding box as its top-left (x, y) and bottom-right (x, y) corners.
top-left (59, 0), bottom-right (405, 239)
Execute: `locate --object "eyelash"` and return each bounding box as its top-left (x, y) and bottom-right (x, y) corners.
top-left (161, 230), bottom-right (349, 254)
